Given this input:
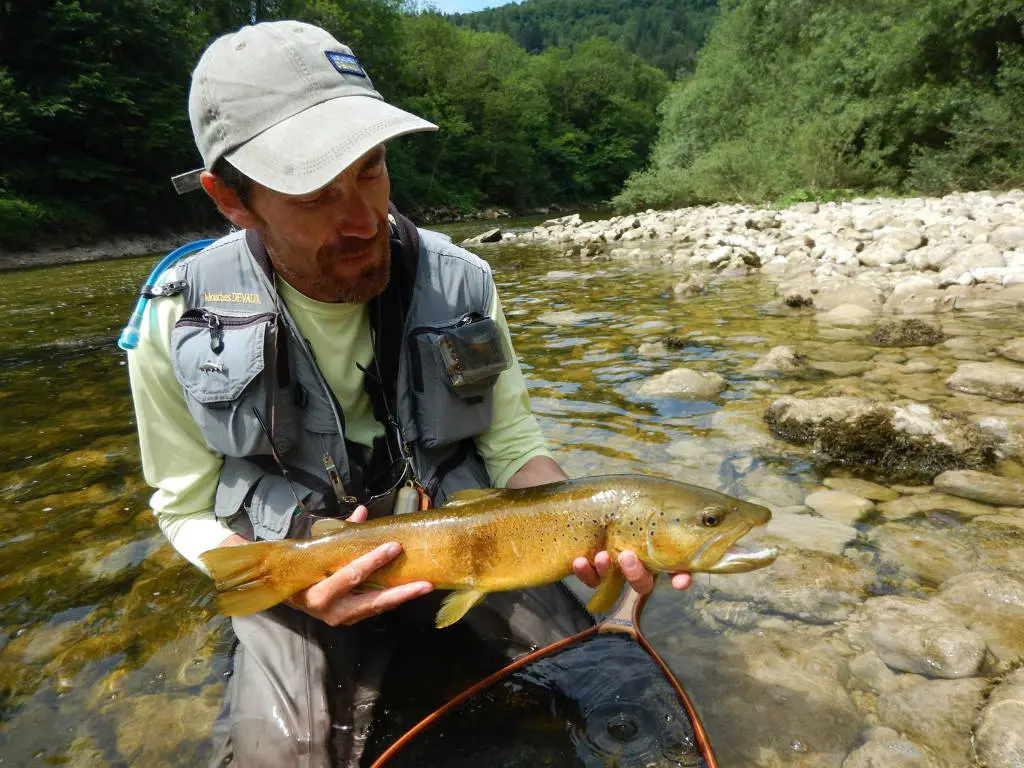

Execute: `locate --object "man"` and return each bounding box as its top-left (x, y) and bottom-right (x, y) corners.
top-left (127, 19), bottom-right (691, 767)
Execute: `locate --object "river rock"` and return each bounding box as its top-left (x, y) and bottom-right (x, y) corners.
top-left (749, 345), bottom-right (808, 375)
top-left (947, 361), bottom-right (1024, 402)
top-left (866, 517), bottom-right (1024, 586)
top-left (636, 367), bottom-right (727, 398)
top-left (932, 469), bottom-right (1024, 506)
top-left (638, 341), bottom-right (668, 357)
top-left (822, 477), bottom-right (900, 501)
top-left (461, 227), bottom-right (502, 245)
top-left (989, 224), bottom-right (1024, 250)
top-left (702, 548), bottom-right (874, 624)
top-left (846, 653), bottom-right (909, 696)
top-left (973, 668), bottom-right (1024, 768)
top-left (841, 727), bottom-right (940, 768)
top-left (652, 614), bottom-right (863, 767)
top-left (998, 338), bottom-right (1024, 363)
top-left (850, 596), bottom-right (987, 678)
top-left (804, 490), bottom-right (875, 523)
top-left (937, 571), bottom-right (1024, 666)
top-left (876, 492), bottom-right (997, 519)
top-left (876, 678), bottom-right (987, 766)
top-left (759, 509), bottom-right (857, 554)
top-left (672, 273), bottom-right (706, 296)
top-left (536, 309), bottom-right (602, 326)
top-left (867, 319), bottom-right (944, 347)
top-left (818, 304), bottom-right (878, 326)
top-left (764, 396), bottom-right (1000, 482)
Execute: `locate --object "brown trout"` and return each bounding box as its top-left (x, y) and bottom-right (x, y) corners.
top-left (200, 475), bottom-right (778, 627)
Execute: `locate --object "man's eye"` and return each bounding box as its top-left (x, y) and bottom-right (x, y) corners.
top-left (360, 162), bottom-right (384, 179)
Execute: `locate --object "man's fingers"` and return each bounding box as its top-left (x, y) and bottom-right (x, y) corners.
top-left (331, 582), bottom-right (434, 626)
top-left (572, 556), bottom-right (599, 588)
top-left (618, 551), bottom-right (655, 595)
top-left (573, 551), bottom-right (614, 589)
top-left (346, 504), bottom-right (369, 523)
top-left (671, 572), bottom-right (693, 590)
top-left (302, 541), bottom-right (402, 609)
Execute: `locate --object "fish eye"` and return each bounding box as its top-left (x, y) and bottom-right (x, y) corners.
top-left (701, 508), bottom-right (723, 527)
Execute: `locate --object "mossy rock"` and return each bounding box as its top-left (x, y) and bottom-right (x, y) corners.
top-left (868, 319), bottom-right (945, 347)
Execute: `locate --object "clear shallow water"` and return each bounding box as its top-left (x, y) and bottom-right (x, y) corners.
top-left (2, 220), bottom-right (1023, 765)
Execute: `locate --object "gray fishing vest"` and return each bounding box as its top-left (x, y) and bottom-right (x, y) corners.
top-left (161, 221), bottom-right (501, 541)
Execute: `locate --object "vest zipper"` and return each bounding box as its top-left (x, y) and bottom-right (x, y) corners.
top-left (177, 309), bottom-right (276, 353)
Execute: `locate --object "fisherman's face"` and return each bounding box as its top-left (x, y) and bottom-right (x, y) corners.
top-left (243, 145), bottom-right (391, 304)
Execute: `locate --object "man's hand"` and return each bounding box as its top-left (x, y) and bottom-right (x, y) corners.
top-left (573, 551), bottom-right (692, 595)
top-left (217, 505), bottom-right (433, 626)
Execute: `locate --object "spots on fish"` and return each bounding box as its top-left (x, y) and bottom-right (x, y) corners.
top-left (468, 526), bottom-right (500, 576)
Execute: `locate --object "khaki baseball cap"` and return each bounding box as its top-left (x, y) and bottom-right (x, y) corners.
top-left (186, 20), bottom-right (437, 195)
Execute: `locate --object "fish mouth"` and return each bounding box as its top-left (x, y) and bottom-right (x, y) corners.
top-left (702, 543), bottom-right (779, 574)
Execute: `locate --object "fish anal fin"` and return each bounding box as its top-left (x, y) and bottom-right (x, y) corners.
top-left (443, 488), bottom-right (504, 507)
top-left (435, 589), bottom-right (487, 628)
top-left (587, 567), bottom-right (626, 614)
top-left (310, 518), bottom-right (349, 537)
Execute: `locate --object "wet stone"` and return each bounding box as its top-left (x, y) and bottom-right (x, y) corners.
top-left (877, 492), bottom-right (998, 520)
top-left (804, 490), bottom-right (876, 524)
top-left (822, 477), bottom-right (900, 502)
top-left (947, 361), bottom-right (1024, 403)
top-left (973, 668), bottom-right (1024, 768)
top-left (937, 571), bottom-right (1024, 666)
top-left (636, 367), bottom-right (727, 398)
top-left (850, 596), bottom-right (987, 679)
top-left (932, 469), bottom-right (1024, 507)
top-left (876, 678), bottom-right (988, 766)
top-left (841, 728), bottom-right (940, 768)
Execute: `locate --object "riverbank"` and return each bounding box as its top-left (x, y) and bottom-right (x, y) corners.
top-left (0, 229), bottom-right (227, 272)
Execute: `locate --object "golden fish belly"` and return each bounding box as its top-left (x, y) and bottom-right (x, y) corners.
top-left (297, 505), bottom-right (609, 593)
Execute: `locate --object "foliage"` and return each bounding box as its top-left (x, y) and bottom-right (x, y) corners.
top-left (0, 0), bottom-right (666, 247)
top-left (0, 196), bottom-right (52, 251)
top-left (447, 0), bottom-right (719, 79)
top-left (617, 0), bottom-right (1024, 212)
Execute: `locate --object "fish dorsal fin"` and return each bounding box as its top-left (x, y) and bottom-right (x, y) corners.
top-left (443, 488), bottom-right (504, 507)
top-left (435, 589), bottom-right (487, 628)
top-left (310, 518), bottom-right (349, 537)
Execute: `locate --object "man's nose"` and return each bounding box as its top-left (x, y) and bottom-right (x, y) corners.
top-left (335, 185), bottom-right (378, 239)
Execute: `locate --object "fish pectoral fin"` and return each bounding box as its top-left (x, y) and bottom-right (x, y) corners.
top-left (435, 589), bottom-right (487, 628)
top-left (442, 488), bottom-right (504, 507)
top-left (586, 567), bottom-right (626, 614)
top-left (310, 518), bottom-right (349, 537)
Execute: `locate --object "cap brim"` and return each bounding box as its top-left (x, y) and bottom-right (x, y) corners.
top-left (224, 95), bottom-right (437, 195)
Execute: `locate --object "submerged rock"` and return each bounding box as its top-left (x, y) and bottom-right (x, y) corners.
top-left (938, 571), bottom-right (1024, 667)
top-left (933, 469), bottom-right (1024, 507)
top-left (636, 367), bottom-right (727, 398)
top-left (947, 361), bottom-right (1024, 403)
top-left (764, 396), bottom-right (1001, 483)
top-left (973, 668), bottom-right (1024, 768)
top-left (867, 319), bottom-right (945, 347)
top-left (877, 678), bottom-right (988, 766)
top-left (850, 596), bottom-right (987, 679)
top-left (841, 727), bottom-right (940, 768)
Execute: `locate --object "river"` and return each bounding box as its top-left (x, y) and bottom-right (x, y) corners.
top-left (1, 212), bottom-right (1022, 766)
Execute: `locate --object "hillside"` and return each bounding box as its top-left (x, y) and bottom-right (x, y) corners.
top-left (448, 0), bottom-right (718, 78)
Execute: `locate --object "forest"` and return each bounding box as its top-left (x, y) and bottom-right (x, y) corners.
top-left (1, 0), bottom-right (1021, 249)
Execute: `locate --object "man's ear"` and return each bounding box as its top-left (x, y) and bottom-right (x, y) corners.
top-left (200, 171), bottom-right (261, 230)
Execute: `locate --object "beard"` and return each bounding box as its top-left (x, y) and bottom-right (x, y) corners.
top-left (263, 217), bottom-right (392, 304)
top-left (314, 227), bottom-right (391, 304)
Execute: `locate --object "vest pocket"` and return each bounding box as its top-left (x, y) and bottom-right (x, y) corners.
top-left (214, 458), bottom-right (314, 542)
top-left (171, 310), bottom-right (274, 456)
top-left (408, 315), bottom-right (506, 448)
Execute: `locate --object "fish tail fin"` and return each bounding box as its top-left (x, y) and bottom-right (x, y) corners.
top-left (200, 542), bottom-right (300, 616)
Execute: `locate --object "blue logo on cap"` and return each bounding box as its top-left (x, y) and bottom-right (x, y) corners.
top-left (325, 51), bottom-right (366, 78)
